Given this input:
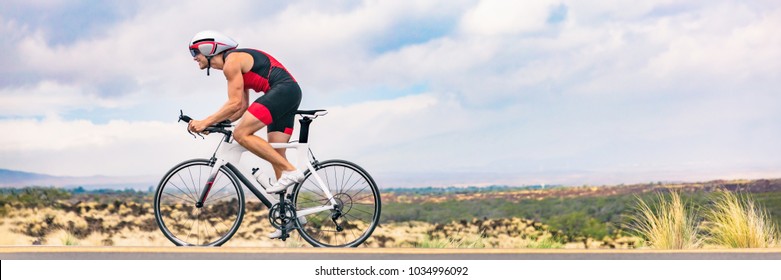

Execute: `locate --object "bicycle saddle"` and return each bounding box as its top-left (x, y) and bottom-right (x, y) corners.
top-left (296, 109), bottom-right (328, 117)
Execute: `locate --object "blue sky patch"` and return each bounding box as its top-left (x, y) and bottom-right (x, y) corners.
top-left (547, 4), bottom-right (568, 24)
top-left (310, 83), bottom-right (431, 108)
top-left (370, 17), bottom-right (454, 54)
top-left (1, 1), bottom-right (138, 46)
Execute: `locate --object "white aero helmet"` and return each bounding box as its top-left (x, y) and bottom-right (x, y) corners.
top-left (189, 30), bottom-right (238, 75)
top-left (189, 30), bottom-right (238, 58)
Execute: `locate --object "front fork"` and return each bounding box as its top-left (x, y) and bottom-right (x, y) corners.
top-left (196, 158), bottom-right (225, 208)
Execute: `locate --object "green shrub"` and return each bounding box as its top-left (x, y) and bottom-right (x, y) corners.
top-left (0, 187), bottom-right (71, 209)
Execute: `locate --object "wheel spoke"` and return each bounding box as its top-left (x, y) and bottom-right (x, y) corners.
top-left (198, 165), bottom-right (203, 198)
top-left (205, 220), bottom-right (216, 243)
top-left (332, 222), bottom-right (338, 245)
top-left (296, 198), bottom-right (329, 205)
top-left (185, 210), bottom-right (198, 244)
top-left (347, 209), bottom-right (374, 220)
top-left (196, 209), bottom-right (201, 245)
top-left (332, 165), bottom-right (338, 194)
top-left (205, 192), bottom-right (236, 205)
top-left (342, 178), bottom-right (367, 195)
top-left (167, 181), bottom-right (197, 202)
top-left (342, 214), bottom-right (361, 243)
top-left (188, 167), bottom-right (199, 202)
top-left (345, 212), bottom-right (371, 224)
top-left (342, 169), bottom-right (356, 194)
top-left (302, 185), bottom-right (328, 200)
top-left (176, 173), bottom-right (198, 202)
top-left (162, 191), bottom-right (195, 204)
top-left (351, 191), bottom-right (375, 202)
top-left (340, 166), bottom-right (346, 194)
top-left (204, 182), bottom-right (234, 204)
top-left (315, 229), bottom-right (344, 233)
top-left (211, 179), bottom-right (231, 194)
top-left (351, 202), bottom-right (376, 205)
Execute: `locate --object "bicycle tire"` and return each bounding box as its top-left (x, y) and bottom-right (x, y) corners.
top-left (291, 159), bottom-right (381, 247)
top-left (154, 159), bottom-right (245, 246)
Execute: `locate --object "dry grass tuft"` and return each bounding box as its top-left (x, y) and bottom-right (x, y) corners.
top-left (703, 190), bottom-right (778, 248)
top-left (417, 232), bottom-right (486, 249)
top-left (628, 191), bottom-right (701, 249)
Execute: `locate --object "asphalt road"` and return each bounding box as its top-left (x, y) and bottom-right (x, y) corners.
top-left (2, 247), bottom-right (780, 260)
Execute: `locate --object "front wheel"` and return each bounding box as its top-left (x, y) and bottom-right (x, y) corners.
top-left (154, 159), bottom-right (245, 246)
top-left (291, 159), bottom-right (381, 247)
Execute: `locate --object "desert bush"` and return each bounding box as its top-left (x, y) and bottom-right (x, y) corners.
top-left (524, 236), bottom-right (564, 249)
top-left (627, 192), bottom-right (701, 249)
top-left (546, 211), bottom-right (608, 240)
top-left (0, 187), bottom-right (71, 210)
top-left (703, 190), bottom-right (778, 248)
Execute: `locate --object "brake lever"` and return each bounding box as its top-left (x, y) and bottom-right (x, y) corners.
top-left (184, 125), bottom-right (206, 139)
top-left (185, 126), bottom-right (200, 139)
top-left (179, 110), bottom-right (204, 139)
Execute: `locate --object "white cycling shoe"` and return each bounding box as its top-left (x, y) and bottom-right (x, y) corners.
top-left (268, 216), bottom-right (307, 239)
top-left (266, 169), bottom-right (305, 193)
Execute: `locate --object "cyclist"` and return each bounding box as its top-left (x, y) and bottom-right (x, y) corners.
top-left (186, 31), bottom-right (305, 237)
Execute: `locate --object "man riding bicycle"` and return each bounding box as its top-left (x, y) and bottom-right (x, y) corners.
top-left (186, 30), bottom-right (304, 238)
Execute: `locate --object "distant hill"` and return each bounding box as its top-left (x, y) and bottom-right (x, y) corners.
top-left (0, 169), bottom-right (57, 184)
top-left (0, 168), bottom-right (156, 190)
top-left (382, 178), bottom-right (781, 203)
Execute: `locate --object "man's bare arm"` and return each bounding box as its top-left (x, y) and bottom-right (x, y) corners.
top-left (203, 58), bottom-right (247, 125)
top-left (226, 90), bottom-right (249, 122)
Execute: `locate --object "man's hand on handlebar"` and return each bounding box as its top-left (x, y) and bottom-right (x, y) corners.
top-left (188, 119), bottom-right (210, 134)
top-left (179, 111), bottom-right (232, 138)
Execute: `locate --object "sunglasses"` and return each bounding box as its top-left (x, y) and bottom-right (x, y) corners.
top-left (189, 47), bottom-right (201, 57)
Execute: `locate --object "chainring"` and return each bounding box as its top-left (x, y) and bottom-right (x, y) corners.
top-left (268, 201), bottom-right (297, 230)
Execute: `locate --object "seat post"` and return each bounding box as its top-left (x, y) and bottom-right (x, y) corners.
top-left (298, 117), bottom-right (313, 143)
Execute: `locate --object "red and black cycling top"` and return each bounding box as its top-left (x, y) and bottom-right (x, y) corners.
top-left (223, 48), bottom-right (297, 92)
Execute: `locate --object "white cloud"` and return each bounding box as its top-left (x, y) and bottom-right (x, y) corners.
top-left (459, 0), bottom-right (559, 36)
top-left (311, 94), bottom-right (466, 158)
top-left (0, 16), bottom-right (32, 79)
top-left (0, 116), bottom-right (170, 152)
top-left (0, 81), bottom-right (130, 116)
top-left (645, 4), bottom-right (781, 83)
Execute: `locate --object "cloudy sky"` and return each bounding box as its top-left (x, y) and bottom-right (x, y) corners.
top-left (1, 0), bottom-right (780, 187)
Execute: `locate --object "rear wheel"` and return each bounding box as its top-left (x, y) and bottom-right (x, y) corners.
top-left (154, 159), bottom-right (244, 246)
top-left (291, 160), bottom-right (381, 247)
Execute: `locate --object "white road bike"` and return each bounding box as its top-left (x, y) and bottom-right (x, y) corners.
top-left (153, 110), bottom-right (381, 247)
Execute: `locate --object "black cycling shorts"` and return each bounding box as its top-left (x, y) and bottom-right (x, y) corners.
top-left (247, 82), bottom-right (302, 135)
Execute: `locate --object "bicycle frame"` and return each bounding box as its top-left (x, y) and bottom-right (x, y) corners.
top-left (196, 131), bottom-right (338, 219)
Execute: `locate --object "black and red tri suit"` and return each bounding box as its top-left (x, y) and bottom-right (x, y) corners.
top-left (224, 48), bottom-right (301, 135)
